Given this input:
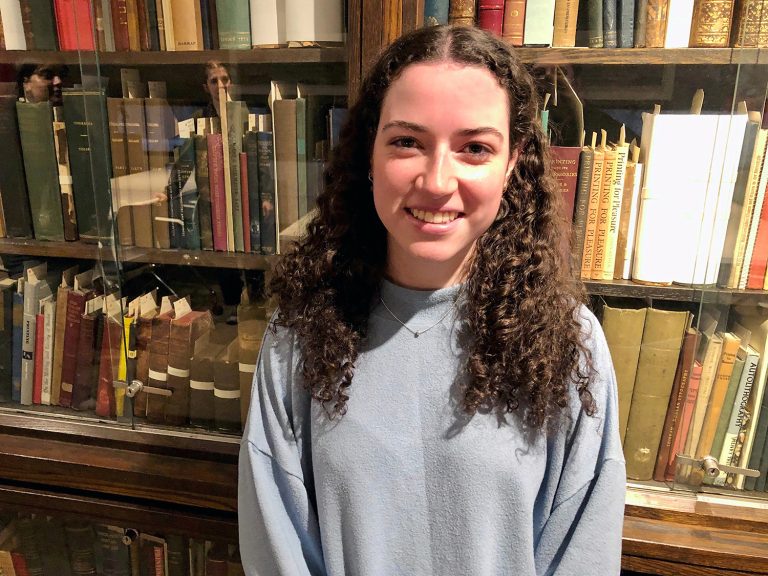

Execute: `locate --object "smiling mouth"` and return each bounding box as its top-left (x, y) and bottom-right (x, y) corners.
top-left (406, 208), bottom-right (462, 224)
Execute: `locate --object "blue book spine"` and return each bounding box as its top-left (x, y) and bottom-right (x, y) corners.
top-left (11, 290), bottom-right (23, 403)
top-left (424, 0), bottom-right (450, 24)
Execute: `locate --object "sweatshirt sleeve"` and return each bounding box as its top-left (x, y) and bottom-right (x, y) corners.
top-left (534, 307), bottom-right (627, 576)
top-left (238, 324), bottom-right (326, 576)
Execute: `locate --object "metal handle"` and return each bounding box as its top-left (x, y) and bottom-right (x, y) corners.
top-left (676, 455), bottom-right (761, 478)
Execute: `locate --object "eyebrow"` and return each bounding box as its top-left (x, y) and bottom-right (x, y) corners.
top-left (381, 120), bottom-right (504, 140)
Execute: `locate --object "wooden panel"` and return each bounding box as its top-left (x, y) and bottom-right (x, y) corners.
top-left (513, 48), bottom-right (754, 65)
top-left (623, 516), bottom-right (768, 573)
top-left (401, 0), bottom-right (422, 34)
top-left (383, 0), bottom-right (403, 45)
top-left (623, 555), bottom-right (760, 576)
top-left (0, 433), bottom-right (237, 511)
top-left (0, 484), bottom-right (238, 542)
top-left (347, 0), bottom-right (363, 104)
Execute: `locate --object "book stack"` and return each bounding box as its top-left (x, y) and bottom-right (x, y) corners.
top-left (0, 0), bottom-right (345, 51)
top-left (602, 301), bottom-right (768, 492)
top-left (425, 0), bottom-right (766, 48)
top-left (0, 512), bottom-right (245, 576)
top-left (0, 261), bottom-right (271, 434)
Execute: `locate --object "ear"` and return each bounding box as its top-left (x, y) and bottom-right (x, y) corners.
top-left (505, 148), bottom-right (519, 182)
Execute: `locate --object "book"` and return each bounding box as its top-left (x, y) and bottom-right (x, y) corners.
top-left (689, 0), bottom-right (736, 46)
top-left (31, 307), bottom-right (44, 405)
top-left (425, 0), bottom-right (450, 24)
top-left (240, 151), bottom-right (251, 253)
top-left (207, 132), bottom-right (228, 252)
top-left (243, 133), bottom-right (262, 253)
top-left (0, 279), bottom-right (14, 402)
top-left (237, 294), bottom-right (267, 426)
top-left (550, 146), bottom-right (581, 234)
top-left (111, 0), bottom-right (130, 50)
top-left (256, 131), bottom-right (277, 254)
top-left (216, 0), bottom-right (250, 48)
top-left (55, 0), bottom-right (96, 50)
top-left (170, 0), bottom-right (203, 49)
top-left (601, 304), bottom-right (647, 444)
top-left (477, 0), bottom-right (504, 35)
top-left (711, 345), bottom-right (746, 461)
top-left (668, 356), bottom-right (700, 479)
top-left (167, 137), bottom-right (197, 249)
top-left (193, 134), bottom-right (214, 250)
top-left (11, 280), bottom-right (23, 403)
top-left (72, 296), bottom-right (104, 411)
top-left (285, 0), bottom-right (344, 44)
top-left (165, 308), bottom-right (213, 426)
top-left (604, 0), bottom-right (619, 47)
top-left (617, 0), bottom-right (636, 45)
top-left (124, 97), bottom-right (154, 249)
top-left (614, 144), bottom-right (642, 279)
top-left (746, 185), bottom-right (768, 289)
top-left (271, 82), bottom-right (300, 237)
top-left (226, 101), bottom-right (247, 251)
top-left (580, 135), bottom-right (603, 279)
top-left (39, 296), bottom-right (55, 405)
top-left (449, 0), bottom-right (477, 25)
top-left (144, 96), bottom-right (174, 249)
top-left (571, 140), bottom-right (594, 273)
top-left (59, 269), bottom-right (95, 408)
top-left (16, 101), bottom-right (66, 242)
top-left (189, 330), bottom-right (223, 429)
top-left (64, 522), bottom-right (98, 576)
top-left (95, 310), bottom-right (123, 418)
top-left (591, 133), bottom-right (615, 279)
top-left (249, 0), bottom-right (285, 47)
top-left (623, 308), bottom-right (689, 480)
top-left (214, 337), bottom-right (241, 433)
top-left (645, 0), bottom-right (670, 46)
top-left (24, 0), bottom-right (58, 50)
top-left (501, 0), bottom-right (525, 45)
top-left (553, 0), bottom-right (580, 45)
top-left (132, 293), bottom-right (158, 419)
top-left (21, 263), bottom-right (50, 406)
top-left (588, 0), bottom-right (605, 46)
top-left (654, 326), bottom-right (699, 481)
top-left (523, 0), bottom-right (557, 44)
top-left (0, 0), bottom-right (26, 49)
top-left (51, 265), bottom-right (77, 406)
top-left (685, 327), bottom-right (724, 456)
top-left (94, 525), bottom-right (131, 576)
top-left (731, 0), bottom-right (768, 46)
top-left (0, 94), bottom-right (33, 239)
top-left (107, 97), bottom-right (134, 247)
top-left (146, 307), bottom-right (174, 423)
top-left (52, 108), bottom-right (79, 241)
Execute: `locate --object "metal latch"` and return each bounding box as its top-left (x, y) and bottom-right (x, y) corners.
top-left (675, 454), bottom-right (760, 480)
top-left (112, 379), bottom-right (173, 427)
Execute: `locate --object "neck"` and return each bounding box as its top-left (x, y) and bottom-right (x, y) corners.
top-left (386, 249), bottom-right (472, 290)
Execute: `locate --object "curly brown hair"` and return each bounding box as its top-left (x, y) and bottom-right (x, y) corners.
top-left (269, 24), bottom-right (595, 429)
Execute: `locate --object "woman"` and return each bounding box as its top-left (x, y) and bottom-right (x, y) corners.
top-left (239, 25), bottom-right (625, 576)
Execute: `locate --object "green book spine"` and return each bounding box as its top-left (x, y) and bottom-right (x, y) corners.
top-left (226, 101), bottom-right (246, 251)
top-left (243, 131), bottom-right (262, 253)
top-left (194, 134), bottom-right (214, 250)
top-left (28, 0), bottom-right (58, 49)
top-left (710, 351), bottom-right (746, 463)
top-left (16, 101), bottom-right (66, 241)
top-left (63, 90), bottom-right (113, 242)
top-left (0, 95), bottom-right (33, 238)
top-left (296, 97), bottom-right (307, 217)
top-left (0, 285), bottom-right (12, 402)
top-left (215, 0), bottom-right (250, 49)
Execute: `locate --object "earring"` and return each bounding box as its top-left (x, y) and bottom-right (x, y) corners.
top-left (368, 171), bottom-right (373, 183)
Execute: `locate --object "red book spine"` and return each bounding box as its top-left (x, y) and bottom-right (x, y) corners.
top-left (54, 0), bottom-right (96, 50)
top-left (95, 317), bottom-right (123, 417)
top-left (11, 552), bottom-right (30, 576)
top-left (477, 0), bottom-right (505, 35)
top-left (665, 360), bottom-right (703, 480)
top-left (746, 183), bottom-right (768, 289)
top-left (110, 0), bottom-right (130, 50)
top-left (240, 151), bottom-right (251, 253)
top-left (32, 313), bottom-right (44, 404)
top-left (207, 133), bottom-right (228, 252)
top-left (502, 0), bottom-right (526, 46)
top-left (58, 291), bottom-right (86, 408)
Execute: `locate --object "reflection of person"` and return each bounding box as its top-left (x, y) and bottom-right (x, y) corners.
top-left (202, 60), bottom-right (231, 118)
top-left (20, 64), bottom-right (65, 105)
top-left (239, 25), bottom-right (625, 576)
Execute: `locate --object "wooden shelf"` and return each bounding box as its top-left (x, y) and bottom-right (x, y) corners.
top-left (585, 279), bottom-right (768, 304)
top-left (0, 238), bottom-right (273, 270)
top-left (0, 47), bottom-right (347, 66)
top-left (513, 47), bottom-right (767, 65)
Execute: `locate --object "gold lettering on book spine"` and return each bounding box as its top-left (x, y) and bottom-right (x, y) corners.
top-left (691, 0), bottom-right (735, 47)
top-left (449, 0), bottom-right (477, 25)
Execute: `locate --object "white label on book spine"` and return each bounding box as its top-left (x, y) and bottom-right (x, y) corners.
top-left (190, 380), bottom-right (215, 391)
top-left (167, 366), bottom-right (190, 378)
top-left (148, 369), bottom-right (168, 382)
top-left (214, 388), bottom-right (241, 399)
top-left (239, 362), bottom-right (257, 374)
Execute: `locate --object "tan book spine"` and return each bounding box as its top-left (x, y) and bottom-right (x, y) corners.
top-left (449, 0), bottom-right (477, 25)
top-left (685, 331), bottom-right (724, 456)
top-left (126, 0), bottom-right (141, 50)
top-left (623, 308), bottom-right (689, 480)
top-left (580, 147), bottom-right (604, 279)
top-left (591, 145), bottom-right (616, 279)
top-left (731, 0), bottom-right (768, 47)
top-left (601, 305), bottom-right (647, 444)
top-left (613, 159), bottom-right (637, 279)
top-left (238, 300), bottom-right (267, 426)
top-left (273, 99), bottom-right (300, 233)
top-left (552, 0), bottom-right (580, 46)
top-left (601, 142), bottom-right (628, 280)
top-left (501, 0), bottom-right (526, 45)
top-left (689, 0), bottom-right (735, 46)
top-left (124, 97), bottom-right (154, 249)
top-left (645, 0), bottom-right (670, 47)
top-left (106, 97), bottom-right (134, 247)
top-left (695, 332), bottom-right (741, 458)
top-left (50, 285), bottom-right (70, 406)
top-left (170, 0), bottom-right (203, 50)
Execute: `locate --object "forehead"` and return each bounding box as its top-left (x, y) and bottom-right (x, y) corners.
top-left (207, 67), bottom-right (229, 80)
top-left (381, 61), bottom-right (509, 124)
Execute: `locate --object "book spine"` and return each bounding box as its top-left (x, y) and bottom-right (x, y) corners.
top-left (71, 312), bottom-right (98, 410)
top-left (55, 0), bottom-right (96, 50)
top-left (588, 0), bottom-right (605, 46)
top-left (645, 0), bottom-right (670, 47)
top-left (634, 0), bottom-right (648, 46)
top-left (95, 318), bottom-right (121, 417)
top-left (20, 300), bottom-right (37, 406)
top-left (591, 148), bottom-right (616, 278)
top-left (0, 0), bottom-right (26, 49)
top-left (11, 291), bottom-right (23, 403)
top-left (132, 316), bottom-right (152, 418)
top-left (165, 320), bottom-right (192, 426)
top-left (40, 301), bottom-right (54, 405)
top-left (745, 190), bottom-right (768, 289)
top-left (215, 0), bottom-right (250, 48)
top-left (52, 117), bottom-right (79, 241)
top-left (227, 102), bottom-right (245, 251)
top-left (244, 132), bottom-right (262, 254)
top-left (207, 133), bottom-right (228, 251)
top-left (28, 0), bottom-right (58, 49)
top-left (572, 148), bottom-right (594, 273)
top-left (214, 356), bottom-right (241, 433)
top-left (111, 0), bottom-right (130, 50)
top-left (240, 151), bottom-right (251, 253)
top-left (190, 353), bottom-right (215, 429)
top-left (580, 150), bottom-right (604, 278)
top-left (553, 0), bottom-right (580, 46)
top-left (0, 95), bottom-right (33, 238)
top-left (0, 288), bottom-right (13, 402)
top-left (107, 97), bottom-right (134, 247)
top-left (136, 0), bottom-right (151, 50)
top-left (601, 145), bottom-right (627, 280)
top-left (424, 0), bottom-right (450, 24)
top-left (448, 0), bottom-right (477, 25)
top-left (501, 0), bottom-right (526, 45)
top-left (256, 131), bottom-right (276, 255)
top-left (689, 0), bottom-right (735, 46)
top-left (618, 0), bottom-right (635, 46)
top-left (170, 0), bottom-right (203, 49)
top-left (21, 0), bottom-right (36, 49)
top-left (16, 101), bottom-right (66, 241)
top-left (146, 315), bottom-right (171, 423)
top-left (207, 0), bottom-right (218, 48)
top-left (177, 138), bottom-right (200, 250)
top-left (125, 98), bottom-right (154, 248)
top-left (59, 291), bottom-right (86, 408)
top-left (200, 0), bottom-right (212, 48)
top-left (477, 0), bottom-right (504, 35)
top-left (125, 0), bottom-right (141, 49)
top-left (32, 313), bottom-right (44, 405)
top-left (144, 0), bottom-right (159, 49)
top-left (613, 161), bottom-right (636, 278)
top-left (194, 134), bottom-right (214, 250)
top-left (604, 0), bottom-right (619, 46)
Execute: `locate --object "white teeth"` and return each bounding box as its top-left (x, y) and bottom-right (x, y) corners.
top-left (409, 209), bottom-right (459, 224)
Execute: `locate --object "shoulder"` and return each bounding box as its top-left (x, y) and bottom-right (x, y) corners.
top-left (574, 304), bottom-right (615, 407)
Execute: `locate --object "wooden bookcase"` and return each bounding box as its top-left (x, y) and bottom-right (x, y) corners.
top-left (1, 1), bottom-right (768, 574)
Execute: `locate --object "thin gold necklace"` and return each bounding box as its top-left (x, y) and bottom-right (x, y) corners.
top-left (378, 294), bottom-right (460, 338)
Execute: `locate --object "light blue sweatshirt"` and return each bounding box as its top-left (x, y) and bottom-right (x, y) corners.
top-left (239, 280), bottom-right (626, 575)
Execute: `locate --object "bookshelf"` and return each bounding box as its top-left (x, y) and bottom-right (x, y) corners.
top-left (0, 0), bottom-right (767, 574)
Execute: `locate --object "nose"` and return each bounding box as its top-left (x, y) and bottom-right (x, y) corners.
top-left (417, 148), bottom-right (457, 196)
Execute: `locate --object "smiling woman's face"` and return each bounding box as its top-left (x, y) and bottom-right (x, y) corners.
top-left (370, 60), bottom-right (517, 290)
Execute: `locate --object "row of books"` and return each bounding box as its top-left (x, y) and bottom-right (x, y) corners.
top-left (0, 261), bottom-right (270, 433)
top-left (0, 512), bottom-right (243, 576)
top-left (427, 0), bottom-right (768, 48)
top-left (607, 303), bottom-right (768, 492)
top-left (555, 105), bottom-right (768, 290)
top-left (0, 0), bottom-right (344, 52)
top-left (0, 73), bottom-right (346, 255)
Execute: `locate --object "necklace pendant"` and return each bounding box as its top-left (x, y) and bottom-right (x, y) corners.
top-left (414, 332), bottom-right (420, 338)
